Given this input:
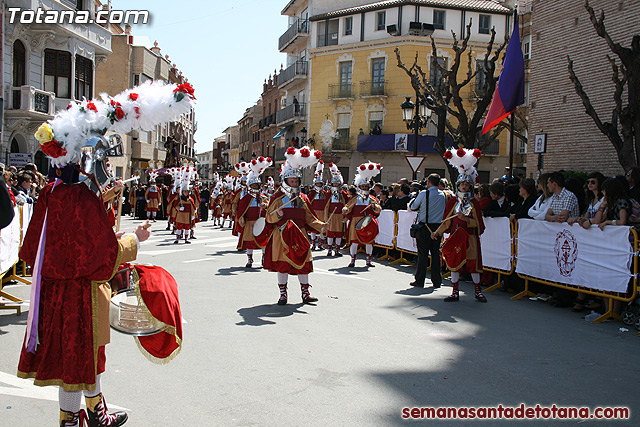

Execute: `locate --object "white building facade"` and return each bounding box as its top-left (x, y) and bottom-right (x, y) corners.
top-left (2, 0), bottom-right (111, 171)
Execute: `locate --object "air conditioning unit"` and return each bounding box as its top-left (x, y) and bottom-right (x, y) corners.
top-left (408, 21), bottom-right (422, 35)
top-left (386, 24), bottom-right (398, 36)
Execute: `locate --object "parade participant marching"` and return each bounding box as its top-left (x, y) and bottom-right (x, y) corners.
top-left (23, 80), bottom-right (194, 427)
top-left (165, 168), bottom-right (181, 233)
top-left (264, 146), bottom-right (328, 305)
top-left (145, 172), bottom-right (161, 222)
top-left (431, 148), bottom-right (487, 303)
top-left (189, 173), bottom-right (200, 239)
top-left (342, 162), bottom-right (383, 267)
top-left (307, 161), bottom-right (330, 251)
top-left (210, 180), bottom-right (223, 226)
top-left (174, 167), bottom-right (197, 244)
top-left (326, 163), bottom-right (347, 257)
top-left (266, 176), bottom-right (276, 198)
top-left (235, 157), bottom-right (272, 268)
top-left (231, 162), bottom-right (250, 237)
top-left (221, 175), bottom-right (235, 228)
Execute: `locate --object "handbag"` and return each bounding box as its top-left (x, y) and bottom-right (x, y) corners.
top-left (409, 189), bottom-right (429, 238)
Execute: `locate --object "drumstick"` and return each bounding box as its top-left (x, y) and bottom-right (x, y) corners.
top-left (122, 175), bottom-right (140, 185)
top-left (279, 195), bottom-right (300, 209)
top-left (441, 206), bottom-right (473, 223)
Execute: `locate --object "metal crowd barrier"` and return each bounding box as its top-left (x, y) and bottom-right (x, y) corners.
top-left (1, 205), bottom-right (32, 315)
top-left (373, 210), bottom-right (639, 326)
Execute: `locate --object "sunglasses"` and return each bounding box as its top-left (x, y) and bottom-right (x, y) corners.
top-left (587, 179), bottom-right (597, 185)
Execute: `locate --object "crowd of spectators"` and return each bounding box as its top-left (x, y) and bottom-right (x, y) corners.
top-left (1, 162), bottom-right (46, 207)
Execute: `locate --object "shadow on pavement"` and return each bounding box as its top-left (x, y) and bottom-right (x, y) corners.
top-left (236, 303), bottom-right (308, 326)
top-left (216, 266), bottom-right (264, 276)
top-left (395, 287), bottom-right (437, 296)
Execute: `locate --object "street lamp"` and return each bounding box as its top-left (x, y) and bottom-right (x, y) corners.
top-left (401, 95), bottom-right (429, 180)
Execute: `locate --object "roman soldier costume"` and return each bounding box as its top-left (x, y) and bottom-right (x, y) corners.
top-left (433, 148), bottom-right (487, 303)
top-left (235, 157), bottom-right (272, 267)
top-left (264, 146), bottom-right (327, 305)
top-left (210, 179), bottom-right (223, 226)
top-left (174, 167), bottom-right (197, 244)
top-left (343, 162), bottom-right (382, 267)
top-left (307, 161), bottom-right (330, 251)
top-left (221, 175), bottom-right (235, 228)
top-left (231, 162), bottom-right (250, 237)
top-left (145, 172), bottom-right (161, 222)
top-left (326, 163), bottom-right (347, 257)
top-left (23, 80), bottom-right (192, 427)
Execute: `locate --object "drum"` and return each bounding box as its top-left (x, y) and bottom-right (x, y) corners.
top-left (108, 267), bottom-right (163, 336)
top-left (355, 215), bottom-right (379, 244)
top-left (252, 217), bottom-right (271, 248)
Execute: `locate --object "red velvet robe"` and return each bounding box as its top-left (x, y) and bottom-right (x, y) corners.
top-left (17, 182), bottom-right (122, 391)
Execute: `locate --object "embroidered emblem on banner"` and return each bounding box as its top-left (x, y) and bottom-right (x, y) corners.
top-left (554, 230), bottom-right (578, 277)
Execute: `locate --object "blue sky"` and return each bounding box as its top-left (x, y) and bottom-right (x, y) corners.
top-left (111, 1), bottom-right (287, 153)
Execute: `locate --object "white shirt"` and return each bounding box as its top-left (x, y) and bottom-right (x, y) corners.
top-left (528, 195), bottom-right (553, 221)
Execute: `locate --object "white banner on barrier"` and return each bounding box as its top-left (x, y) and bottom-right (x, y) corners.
top-left (375, 209), bottom-right (395, 247)
top-left (396, 210), bottom-right (418, 253)
top-left (479, 217), bottom-right (512, 272)
top-left (20, 204), bottom-right (34, 244)
top-left (515, 219), bottom-right (633, 293)
top-left (0, 206), bottom-right (21, 274)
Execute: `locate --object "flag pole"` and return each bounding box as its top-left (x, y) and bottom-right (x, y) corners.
top-left (509, 112), bottom-right (515, 177)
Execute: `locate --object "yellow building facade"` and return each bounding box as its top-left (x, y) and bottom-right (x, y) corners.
top-left (308, 1), bottom-right (512, 185)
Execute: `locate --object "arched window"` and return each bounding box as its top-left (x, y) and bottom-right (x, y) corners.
top-left (10, 138), bottom-right (21, 153)
top-left (13, 40), bottom-right (26, 87)
top-left (34, 150), bottom-right (49, 175)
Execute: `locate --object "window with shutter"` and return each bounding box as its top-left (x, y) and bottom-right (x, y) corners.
top-left (44, 49), bottom-right (72, 98)
top-left (75, 55), bottom-right (93, 100)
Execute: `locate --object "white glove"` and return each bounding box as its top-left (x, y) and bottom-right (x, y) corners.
top-left (180, 207), bottom-right (184, 211)
top-left (146, 199), bottom-right (150, 203)
top-left (15, 193), bottom-right (27, 206)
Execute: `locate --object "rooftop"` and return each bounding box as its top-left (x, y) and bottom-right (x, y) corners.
top-left (310, 0), bottom-right (511, 21)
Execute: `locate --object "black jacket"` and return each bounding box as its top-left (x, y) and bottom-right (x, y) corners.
top-left (0, 177), bottom-right (15, 229)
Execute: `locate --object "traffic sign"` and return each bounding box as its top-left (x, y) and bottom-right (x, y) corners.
top-left (405, 156), bottom-right (425, 174)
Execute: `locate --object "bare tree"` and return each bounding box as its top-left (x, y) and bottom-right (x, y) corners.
top-left (395, 20), bottom-right (508, 180)
top-left (568, 0), bottom-right (640, 171)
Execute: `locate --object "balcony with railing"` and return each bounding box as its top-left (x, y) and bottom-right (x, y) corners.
top-left (277, 61), bottom-right (308, 88)
top-left (276, 103), bottom-right (306, 125)
top-left (332, 136), bottom-right (353, 152)
top-left (360, 80), bottom-right (388, 97)
top-left (279, 19), bottom-right (309, 51)
top-left (9, 86), bottom-right (56, 116)
top-left (328, 83), bottom-right (354, 99)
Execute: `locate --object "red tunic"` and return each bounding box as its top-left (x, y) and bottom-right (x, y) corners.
top-left (264, 191), bottom-right (323, 275)
top-left (438, 197), bottom-right (485, 273)
top-left (17, 182), bottom-right (120, 391)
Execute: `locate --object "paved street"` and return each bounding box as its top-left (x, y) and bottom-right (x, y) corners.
top-left (1, 216), bottom-right (638, 426)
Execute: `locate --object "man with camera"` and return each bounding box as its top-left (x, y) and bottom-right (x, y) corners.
top-left (408, 174), bottom-right (446, 289)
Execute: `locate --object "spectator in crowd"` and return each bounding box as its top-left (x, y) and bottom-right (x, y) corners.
top-left (398, 178), bottom-right (410, 186)
top-left (528, 173), bottom-right (553, 220)
top-left (475, 184), bottom-right (491, 210)
top-left (0, 163), bottom-right (15, 229)
top-left (379, 189), bottom-right (391, 210)
top-left (505, 184), bottom-right (523, 213)
top-left (568, 172), bottom-right (605, 228)
top-left (390, 184), bottom-right (411, 211)
top-left (501, 166), bottom-right (513, 183)
top-left (626, 166), bottom-right (640, 202)
top-left (483, 181), bottom-right (510, 217)
top-left (593, 178), bottom-right (630, 230)
top-left (409, 173), bottom-right (446, 289)
top-left (438, 178), bottom-right (455, 199)
top-left (373, 183), bottom-right (383, 198)
top-left (410, 181), bottom-right (422, 197)
top-left (565, 177), bottom-right (587, 216)
top-left (545, 172), bottom-right (580, 222)
top-left (15, 172), bottom-right (35, 204)
top-left (510, 178), bottom-right (537, 221)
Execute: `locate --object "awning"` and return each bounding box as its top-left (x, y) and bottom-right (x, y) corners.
top-left (273, 125), bottom-right (292, 140)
